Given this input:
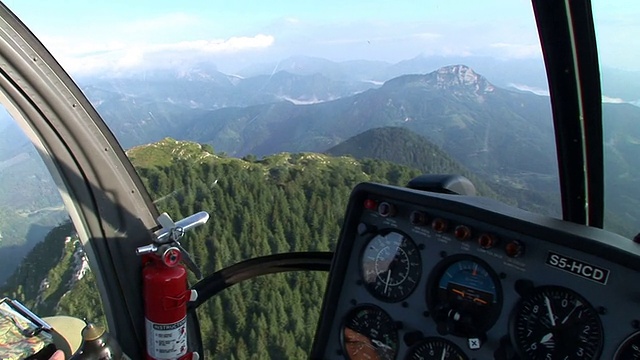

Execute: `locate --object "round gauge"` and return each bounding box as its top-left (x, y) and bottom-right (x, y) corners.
top-left (614, 331), bottom-right (640, 359)
top-left (426, 255), bottom-right (502, 337)
top-left (405, 337), bottom-right (469, 360)
top-left (342, 305), bottom-right (399, 360)
top-left (510, 285), bottom-right (603, 360)
top-left (361, 230), bottom-right (422, 302)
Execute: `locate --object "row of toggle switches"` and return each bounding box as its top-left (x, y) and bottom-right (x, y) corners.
top-left (364, 199), bottom-right (525, 258)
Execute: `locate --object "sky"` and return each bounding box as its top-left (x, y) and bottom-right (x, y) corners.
top-left (1, 1), bottom-right (639, 76)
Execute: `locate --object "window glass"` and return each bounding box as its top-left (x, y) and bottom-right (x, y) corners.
top-left (2, 0), bottom-right (560, 357)
top-left (593, 2), bottom-right (640, 238)
top-left (0, 107), bottom-right (105, 324)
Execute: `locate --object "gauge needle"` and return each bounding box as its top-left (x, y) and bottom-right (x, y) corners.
top-left (544, 296), bottom-right (556, 327)
top-left (440, 348), bottom-right (448, 360)
top-left (540, 332), bottom-right (554, 345)
top-left (371, 339), bottom-right (392, 350)
top-left (561, 301), bottom-right (581, 325)
top-left (384, 270), bottom-right (392, 294)
top-left (452, 288), bottom-right (465, 297)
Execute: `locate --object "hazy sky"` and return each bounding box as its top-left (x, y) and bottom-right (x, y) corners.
top-left (1, 1), bottom-right (639, 75)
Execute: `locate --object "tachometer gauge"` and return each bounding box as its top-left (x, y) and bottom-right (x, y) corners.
top-left (361, 230), bottom-right (422, 302)
top-left (342, 305), bottom-right (399, 360)
top-left (427, 255), bottom-right (502, 337)
top-left (510, 285), bottom-right (603, 360)
top-left (405, 337), bottom-right (469, 360)
top-left (614, 331), bottom-right (640, 359)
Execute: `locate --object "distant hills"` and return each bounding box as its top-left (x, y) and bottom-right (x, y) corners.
top-left (3, 56), bottom-right (640, 288)
top-left (182, 65), bottom-right (559, 195)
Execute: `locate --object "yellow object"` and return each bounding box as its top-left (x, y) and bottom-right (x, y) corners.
top-left (43, 316), bottom-right (86, 358)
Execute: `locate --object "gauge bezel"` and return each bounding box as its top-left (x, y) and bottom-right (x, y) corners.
top-left (508, 284), bottom-right (604, 360)
top-left (360, 229), bottom-right (422, 302)
top-left (404, 336), bottom-right (469, 360)
top-left (340, 304), bottom-right (399, 360)
top-left (425, 254), bottom-right (503, 336)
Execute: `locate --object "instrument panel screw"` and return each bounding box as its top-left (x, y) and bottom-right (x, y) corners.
top-left (597, 306), bottom-right (607, 315)
top-left (632, 320), bottom-right (640, 329)
top-left (401, 301), bottom-right (409, 308)
top-left (440, 251), bottom-right (447, 258)
top-left (350, 299), bottom-right (357, 306)
top-left (423, 311), bottom-right (430, 318)
top-left (499, 272), bottom-right (507, 279)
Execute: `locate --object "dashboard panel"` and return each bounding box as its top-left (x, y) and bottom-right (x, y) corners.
top-left (311, 182), bottom-right (640, 359)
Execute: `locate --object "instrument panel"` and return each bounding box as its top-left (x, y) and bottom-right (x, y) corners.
top-left (311, 182), bottom-right (640, 359)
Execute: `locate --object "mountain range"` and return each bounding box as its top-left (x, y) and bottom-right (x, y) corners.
top-left (3, 57), bottom-right (640, 282)
top-left (78, 60), bottom-right (639, 236)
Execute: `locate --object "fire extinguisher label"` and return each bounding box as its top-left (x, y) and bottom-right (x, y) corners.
top-left (145, 316), bottom-right (188, 359)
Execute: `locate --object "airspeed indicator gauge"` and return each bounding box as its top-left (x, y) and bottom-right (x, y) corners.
top-left (361, 230), bottom-right (422, 302)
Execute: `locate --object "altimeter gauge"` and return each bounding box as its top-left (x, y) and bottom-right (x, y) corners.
top-left (361, 230), bottom-right (422, 302)
top-left (510, 285), bottom-right (603, 360)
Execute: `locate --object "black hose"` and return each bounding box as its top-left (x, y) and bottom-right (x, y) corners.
top-left (188, 251), bottom-right (333, 310)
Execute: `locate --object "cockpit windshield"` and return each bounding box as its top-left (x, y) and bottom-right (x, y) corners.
top-left (1, 0), bottom-right (640, 358)
top-left (2, 0), bottom-right (565, 219)
top-left (592, 1), bottom-right (640, 238)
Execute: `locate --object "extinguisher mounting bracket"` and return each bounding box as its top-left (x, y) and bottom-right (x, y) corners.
top-left (136, 211), bottom-right (210, 279)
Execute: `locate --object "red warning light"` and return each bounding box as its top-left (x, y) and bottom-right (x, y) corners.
top-left (505, 240), bottom-right (525, 258)
top-left (364, 199), bottom-right (377, 210)
top-left (454, 225), bottom-right (471, 240)
top-left (478, 234), bottom-right (499, 249)
top-left (431, 218), bottom-right (448, 233)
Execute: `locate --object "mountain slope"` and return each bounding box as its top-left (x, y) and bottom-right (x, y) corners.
top-left (2, 139), bottom-right (435, 359)
top-left (326, 126), bottom-right (560, 216)
top-left (325, 127), bottom-right (496, 195)
top-left (186, 65), bottom-right (558, 192)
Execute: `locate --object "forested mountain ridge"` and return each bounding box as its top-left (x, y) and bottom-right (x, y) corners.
top-left (4, 138), bottom-right (476, 359)
top-left (325, 126), bottom-right (498, 195)
top-left (325, 126), bottom-right (561, 217)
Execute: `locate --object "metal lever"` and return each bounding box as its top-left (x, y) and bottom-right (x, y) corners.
top-left (136, 211), bottom-right (209, 279)
top-left (156, 212), bottom-right (209, 244)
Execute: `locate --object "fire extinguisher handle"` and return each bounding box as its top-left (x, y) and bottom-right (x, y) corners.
top-left (155, 212), bottom-right (210, 244)
top-left (173, 242), bottom-right (203, 279)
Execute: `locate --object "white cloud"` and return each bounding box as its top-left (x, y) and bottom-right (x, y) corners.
top-left (602, 95), bottom-right (625, 103)
top-left (120, 13), bottom-right (201, 34)
top-left (507, 87), bottom-right (629, 105)
top-left (151, 35), bottom-right (275, 53)
top-left (45, 34), bottom-right (275, 76)
top-left (319, 32), bottom-right (441, 45)
top-left (508, 83), bottom-right (549, 96)
top-left (490, 42), bottom-right (541, 59)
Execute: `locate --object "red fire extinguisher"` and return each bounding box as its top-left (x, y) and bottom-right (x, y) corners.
top-left (137, 212), bottom-right (209, 360)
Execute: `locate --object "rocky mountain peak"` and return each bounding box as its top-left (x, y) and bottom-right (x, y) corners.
top-left (382, 64), bottom-right (495, 100)
top-left (433, 65), bottom-right (495, 94)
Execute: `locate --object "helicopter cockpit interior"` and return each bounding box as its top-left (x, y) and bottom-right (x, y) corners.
top-left (1, 0), bottom-right (640, 359)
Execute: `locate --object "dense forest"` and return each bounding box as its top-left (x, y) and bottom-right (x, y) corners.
top-left (5, 139), bottom-right (477, 359)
